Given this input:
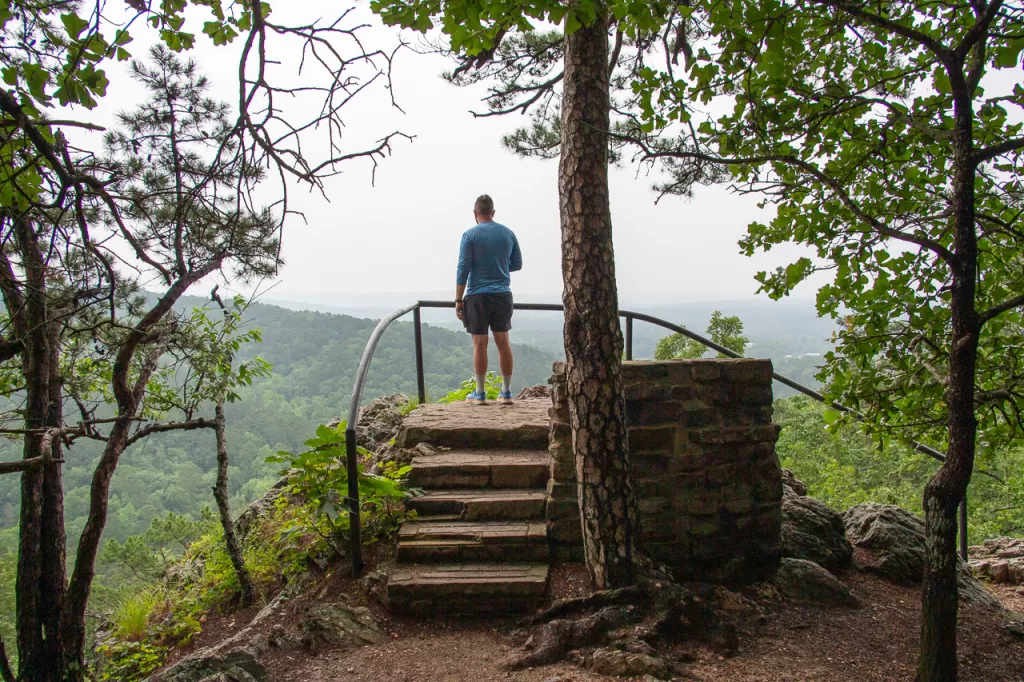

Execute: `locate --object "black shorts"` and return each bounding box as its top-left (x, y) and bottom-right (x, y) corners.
top-left (462, 293), bottom-right (513, 335)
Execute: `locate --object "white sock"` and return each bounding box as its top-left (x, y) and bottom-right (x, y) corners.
top-left (502, 375), bottom-right (512, 393)
top-left (475, 375), bottom-right (486, 394)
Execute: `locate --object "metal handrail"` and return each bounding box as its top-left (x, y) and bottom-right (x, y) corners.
top-left (343, 299), bottom-right (964, 577)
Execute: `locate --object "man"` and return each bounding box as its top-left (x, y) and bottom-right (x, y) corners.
top-left (455, 194), bottom-right (522, 405)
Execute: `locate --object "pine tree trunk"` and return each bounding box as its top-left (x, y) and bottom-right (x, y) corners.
top-left (559, 4), bottom-right (643, 591)
top-left (917, 80), bottom-right (978, 682)
top-left (10, 219), bottom-right (65, 682)
top-left (214, 399), bottom-right (256, 605)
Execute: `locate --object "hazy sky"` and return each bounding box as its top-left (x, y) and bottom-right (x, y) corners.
top-left (80, 3), bottom-right (828, 308)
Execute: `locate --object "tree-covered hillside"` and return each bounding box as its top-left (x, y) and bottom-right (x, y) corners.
top-left (0, 300), bottom-right (559, 543)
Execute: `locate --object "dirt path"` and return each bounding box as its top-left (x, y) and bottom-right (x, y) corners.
top-left (256, 568), bottom-right (1023, 682)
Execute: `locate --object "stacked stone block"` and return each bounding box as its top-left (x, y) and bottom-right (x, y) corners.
top-left (547, 359), bottom-right (783, 583)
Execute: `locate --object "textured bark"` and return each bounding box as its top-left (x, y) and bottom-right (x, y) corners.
top-left (917, 75), bottom-right (978, 682)
top-left (215, 399), bottom-right (256, 605)
top-left (9, 218), bottom-right (66, 682)
top-left (559, 5), bottom-right (643, 590)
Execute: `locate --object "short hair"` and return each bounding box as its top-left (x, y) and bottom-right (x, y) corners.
top-left (474, 194), bottom-right (494, 215)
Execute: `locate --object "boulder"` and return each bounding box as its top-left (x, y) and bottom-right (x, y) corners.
top-left (844, 504), bottom-right (925, 582)
top-left (588, 648), bottom-right (669, 679)
top-left (781, 494), bottom-right (853, 574)
top-left (781, 468), bottom-right (807, 497)
top-left (300, 601), bottom-right (386, 651)
top-left (844, 503), bottom-right (1002, 609)
top-left (156, 650), bottom-right (269, 682)
top-left (774, 558), bottom-right (860, 608)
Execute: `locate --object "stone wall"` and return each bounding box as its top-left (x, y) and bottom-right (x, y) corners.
top-left (547, 359), bottom-right (783, 584)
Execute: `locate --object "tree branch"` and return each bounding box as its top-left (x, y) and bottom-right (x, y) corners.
top-left (979, 293), bottom-right (1024, 325)
top-left (956, 0), bottom-right (1006, 58)
top-left (813, 0), bottom-right (951, 60)
top-left (0, 336), bottom-right (23, 363)
top-left (621, 133), bottom-right (958, 263)
top-left (125, 418), bottom-right (216, 448)
top-left (974, 136), bottom-right (1024, 164)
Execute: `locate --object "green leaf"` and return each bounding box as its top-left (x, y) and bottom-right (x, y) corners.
top-left (994, 38), bottom-right (1024, 69)
top-left (61, 12), bottom-right (90, 40)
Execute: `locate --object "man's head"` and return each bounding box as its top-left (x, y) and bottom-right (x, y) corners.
top-left (473, 194), bottom-right (495, 223)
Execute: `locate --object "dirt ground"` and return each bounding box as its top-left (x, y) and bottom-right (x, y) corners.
top-left (252, 565), bottom-right (1024, 682)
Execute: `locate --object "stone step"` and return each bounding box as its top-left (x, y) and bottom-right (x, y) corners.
top-left (398, 399), bottom-right (550, 450)
top-left (407, 450), bottom-right (550, 489)
top-left (387, 563), bottom-right (549, 615)
top-left (397, 520), bottom-right (549, 563)
top-left (407, 489), bottom-right (547, 521)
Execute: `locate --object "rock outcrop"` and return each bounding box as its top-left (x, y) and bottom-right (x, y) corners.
top-left (149, 593), bottom-right (385, 682)
top-left (774, 558), bottom-right (860, 608)
top-left (969, 537), bottom-right (1024, 585)
top-left (781, 494), bottom-right (853, 574)
top-left (843, 503), bottom-right (1002, 610)
top-left (781, 468), bottom-right (807, 497)
top-left (356, 393), bottom-right (410, 452)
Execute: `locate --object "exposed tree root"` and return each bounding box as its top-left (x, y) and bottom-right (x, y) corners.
top-left (509, 577), bottom-right (738, 676)
top-left (0, 636), bottom-right (15, 682)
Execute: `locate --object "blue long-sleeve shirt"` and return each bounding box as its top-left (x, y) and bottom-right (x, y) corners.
top-left (456, 221), bottom-right (522, 296)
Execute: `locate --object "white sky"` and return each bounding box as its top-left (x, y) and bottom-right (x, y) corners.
top-left (76, 2), bottom-right (827, 307)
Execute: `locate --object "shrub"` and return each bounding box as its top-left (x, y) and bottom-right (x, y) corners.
top-left (113, 588), bottom-right (162, 642)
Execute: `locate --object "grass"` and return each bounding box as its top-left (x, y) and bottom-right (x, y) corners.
top-left (113, 588), bottom-right (162, 642)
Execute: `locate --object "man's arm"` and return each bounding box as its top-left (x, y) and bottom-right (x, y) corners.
top-left (509, 233), bottom-right (522, 272)
top-left (455, 284), bottom-right (467, 319)
top-left (456, 232), bottom-right (471, 319)
top-left (457, 232), bottom-right (472, 285)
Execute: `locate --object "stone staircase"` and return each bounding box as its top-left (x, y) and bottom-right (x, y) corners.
top-left (386, 399), bottom-right (552, 615)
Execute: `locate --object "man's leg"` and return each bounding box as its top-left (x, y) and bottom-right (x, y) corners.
top-left (493, 331), bottom-right (514, 402)
top-left (472, 333), bottom-right (489, 397)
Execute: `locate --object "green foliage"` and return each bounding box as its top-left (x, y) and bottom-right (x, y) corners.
top-left (776, 396), bottom-right (1024, 539)
top-left (632, 0), bottom-right (1024, 454)
top-left (654, 311), bottom-right (748, 360)
top-left (101, 510), bottom-right (215, 586)
top-left (95, 640), bottom-right (166, 682)
top-left (0, 531), bottom-right (15, 668)
top-left (267, 421), bottom-right (413, 556)
top-left (113, 589), bottom-right (162, 642)
top-left (438, 372), bottom-right (503, 403)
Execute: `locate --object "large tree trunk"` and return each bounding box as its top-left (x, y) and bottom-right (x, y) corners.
top-left (559, 5), bottom-right (643, 591)
top-left (214, 399), bottom-right (256, 605)
top-left (10, 219), bottom-right (65, 682)
top-left (917, 82), bottom-right (978, 682)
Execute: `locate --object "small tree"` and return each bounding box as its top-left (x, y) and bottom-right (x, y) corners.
top-left (654, 311), bottom-right (748, 360)
top-left (626, 0), bottom-right (1024, 678)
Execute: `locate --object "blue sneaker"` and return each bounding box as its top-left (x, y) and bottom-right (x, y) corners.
top-left (497, 390), bottom-right (514, 405)
top-left (465, 390), bottom-right (486, 405)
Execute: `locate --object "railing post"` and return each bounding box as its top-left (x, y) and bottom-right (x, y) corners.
top-left (413, 306), bottom-right (426, 404)
top-left (344, 427), bottom-right (363, 577)
top-left (625, 315), bottom-right (633, 361)
top-left (959, 494), bottom-right (968, 561)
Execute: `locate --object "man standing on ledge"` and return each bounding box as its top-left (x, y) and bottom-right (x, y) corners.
top-left (455, 194), bottom-right (522, 405)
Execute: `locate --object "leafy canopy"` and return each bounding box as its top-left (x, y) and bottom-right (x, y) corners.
top-left (629, 0), bottom-right (1024, 453)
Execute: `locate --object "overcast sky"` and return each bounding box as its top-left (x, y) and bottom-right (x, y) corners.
top-left (81, 3), bottom-right (828, 309)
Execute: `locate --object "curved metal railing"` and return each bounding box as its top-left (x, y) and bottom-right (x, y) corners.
top-left (343, 300), bottom-right (960, 576)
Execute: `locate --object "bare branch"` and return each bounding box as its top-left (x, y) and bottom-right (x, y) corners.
top-left (125, 418), bottom-right (216, 448)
